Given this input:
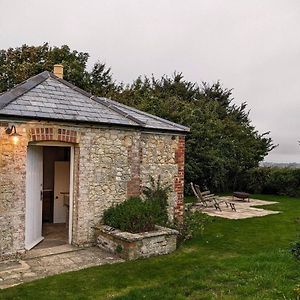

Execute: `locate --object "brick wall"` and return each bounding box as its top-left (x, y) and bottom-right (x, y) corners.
top-left (127, 135), bottom-right (142, 197)
top-left (174, 136), bottom-right (185, 221)
top-left (29, 127), bottom-right (79, 143)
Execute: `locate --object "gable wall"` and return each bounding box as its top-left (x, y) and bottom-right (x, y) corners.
top-left (0, 120), bottom-right (185, 258)
top-left (72, 128), bottom-right (185, 246)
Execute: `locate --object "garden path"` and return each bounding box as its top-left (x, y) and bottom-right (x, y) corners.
top-left (0, 245), bottom-right (123, 289)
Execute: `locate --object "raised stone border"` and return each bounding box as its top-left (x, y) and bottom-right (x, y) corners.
top-left (95, 225), bottom-right (178, 260)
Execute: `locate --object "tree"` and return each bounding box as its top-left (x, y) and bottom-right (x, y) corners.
top-left (87, 62), bottom-right (120, 98)
top-left (0, 44), bottom-right (275, 191)
top-left (0, 43), bottom-right (114, 95)
top-left (114, 74), bottom-right (275, 191)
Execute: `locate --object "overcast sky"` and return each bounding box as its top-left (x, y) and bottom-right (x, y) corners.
top-left (1, 0), bottom-right (300, 162)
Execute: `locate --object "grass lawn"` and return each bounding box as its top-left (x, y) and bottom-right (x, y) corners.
top-left (1, 194), bottom-right (300, 299)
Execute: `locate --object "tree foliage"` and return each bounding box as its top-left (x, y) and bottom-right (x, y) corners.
top-left (0, 44), bottom-right (275, 192)
top-left (114, 74), bottom-right (275, 191)
top-left (0, 43), bottom-right (115, 96)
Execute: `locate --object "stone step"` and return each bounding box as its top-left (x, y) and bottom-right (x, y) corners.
top-left (0, 260), bottom-right (29, 275)
top-left (24, 244), bottom-right (82, 260)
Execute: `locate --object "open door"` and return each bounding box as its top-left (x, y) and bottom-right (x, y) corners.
top-left (25, 145), bottom-right (44, 250)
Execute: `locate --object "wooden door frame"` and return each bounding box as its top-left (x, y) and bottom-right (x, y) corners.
top-left (28, 141), bottom-right (75, 245)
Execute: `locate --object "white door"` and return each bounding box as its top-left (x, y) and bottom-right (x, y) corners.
top-left (54, 161), bottom-right (70, 223)
top-left (25, 146), bottom-right (44, 250)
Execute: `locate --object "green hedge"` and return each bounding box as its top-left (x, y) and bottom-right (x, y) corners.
top-left (237, 167), bottom-right (300, 197)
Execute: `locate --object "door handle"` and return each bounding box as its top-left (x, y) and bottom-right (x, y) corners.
top-left (40, 190), bottom-right (43, 201)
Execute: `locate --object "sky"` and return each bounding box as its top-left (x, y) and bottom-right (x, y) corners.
top-left (1, 0), bottom-right (300, 162)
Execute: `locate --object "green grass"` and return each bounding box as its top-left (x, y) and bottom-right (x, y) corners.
top-left (1, 194), bottom-right (300, 299)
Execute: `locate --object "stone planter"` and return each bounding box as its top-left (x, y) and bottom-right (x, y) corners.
top-left (94, 225), bottom-right (178, 260)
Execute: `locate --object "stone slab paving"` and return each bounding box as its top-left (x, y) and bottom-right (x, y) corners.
top-left (24, 244), bottom-right (78, 260)
top-left (193, 197), bottom-right (280, 219)
top-left (0, 246), bottom-right (124, 289)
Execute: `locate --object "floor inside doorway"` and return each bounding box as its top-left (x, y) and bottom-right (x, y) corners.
top-left (34, 223), bottom-right (68, 250)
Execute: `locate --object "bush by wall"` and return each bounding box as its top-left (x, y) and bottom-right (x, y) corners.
top-left (142, 175), bottom-right (171, 226)
top-left (174, 211), bottom-right (211, 244)
top-left (103, 176), bottom-right (171, 233)
top-left (103, 197), bottom-right (157, 233)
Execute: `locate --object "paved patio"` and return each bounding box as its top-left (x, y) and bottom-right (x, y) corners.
top-left (0, 245), bottom-right (123, 290)
top-left (192, 197), bottom-right (280, 219)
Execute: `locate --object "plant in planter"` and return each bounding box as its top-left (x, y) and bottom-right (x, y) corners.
top-left (98, 197), bottom-right (178, 260)
top-left (102, 197), bottom-right (157, 233)
top-left (142, 175), bottom-right (171, 226)
top-left (97, 177), bottom-right (178, 260)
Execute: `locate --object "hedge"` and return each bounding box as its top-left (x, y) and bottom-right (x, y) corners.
top-left (236, 167), bottom-right (300, 197)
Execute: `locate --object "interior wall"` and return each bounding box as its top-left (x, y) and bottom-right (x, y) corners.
top-left (43, 147), bottom-right (69, 191)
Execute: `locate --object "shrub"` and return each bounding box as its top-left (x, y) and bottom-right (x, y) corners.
top-left (143, 175), bottom-right (171, 200)
top-left (103, 176), bottom-right (172, 233)
top-left (143, 175), bottom-right (171, 226)
top-left (293, 284), bottom-right (300, 300)
top-left (103, 197), bottom-right (157, 233)
top-left (236, 167), bottom-right (271, 194)
top-left (290, 240), bottom-right (300, 260)
top-left (263, 168), bottom-right (300, 196)
top-left (290, 218), bottom-right (300, 260)
top-left (175, 211), bottom-right (211, 244)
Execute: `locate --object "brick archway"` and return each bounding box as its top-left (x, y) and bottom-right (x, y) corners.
top-left (28, 127), bottom-right (80, 143)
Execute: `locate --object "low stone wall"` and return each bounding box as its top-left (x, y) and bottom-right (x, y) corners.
top-left (95, 225), bottom-right (178, 260)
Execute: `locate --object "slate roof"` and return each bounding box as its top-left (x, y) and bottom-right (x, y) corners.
top-left (0, 71), bottom-right (189, 133)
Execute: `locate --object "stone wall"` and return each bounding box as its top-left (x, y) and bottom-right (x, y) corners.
top-left (0, 122), bottom-right (27, 260)
top-left (72, 128), bottom-right (133, 246)
top-left (95, 225), bottom-right (178, 260)
top-left (140, 133), bottom-right (181, 221)
top-left (0, 120), bottom-right (185, 258)
top-left (73, 129), bottom-right (185, 246)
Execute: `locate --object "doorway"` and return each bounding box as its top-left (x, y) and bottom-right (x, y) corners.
top-left (25, 144), bottom-right (73, 250)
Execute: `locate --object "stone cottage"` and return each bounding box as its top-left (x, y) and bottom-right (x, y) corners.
top-left (0, 65), bottom-right (189, 260)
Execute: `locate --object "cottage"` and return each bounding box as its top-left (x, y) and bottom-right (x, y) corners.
top-left (0, 65), bottom-right (189, 260)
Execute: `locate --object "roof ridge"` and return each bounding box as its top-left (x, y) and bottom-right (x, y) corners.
top-left (0, 71), bottom-right (50, 110)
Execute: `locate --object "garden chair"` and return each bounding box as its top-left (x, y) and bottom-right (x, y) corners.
top-left (190, 182), bottom-right (217, 209)
top-left (191, 182), bottom-right (236, 212)
top-left (198, 185), bottom-right (236, 212)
